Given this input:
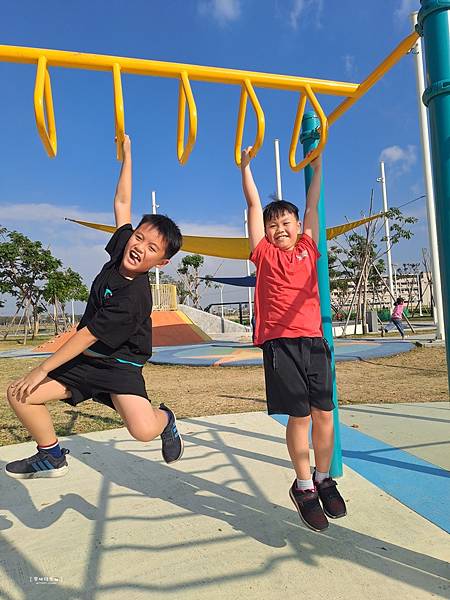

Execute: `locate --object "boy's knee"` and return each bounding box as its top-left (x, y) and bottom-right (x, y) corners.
top-left (311, 408), bottom-right (333, 422)
top-left (128, 425), bottom-right (155, 443)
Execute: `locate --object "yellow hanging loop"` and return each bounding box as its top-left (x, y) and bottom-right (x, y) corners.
top-left (113, 63), bottom-right (125, 161)
top-left (289, 84), bottom-right (328, 171)
top-left (34, 56), bottom-right (57, 157)
top-left (177, 71), bottom-right (197, 165)
top-left (234, 79), bottom-right (265, 167)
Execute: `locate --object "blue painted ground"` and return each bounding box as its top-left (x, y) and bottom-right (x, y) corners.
top-left (149, 338), bottom-right (414, 367)
top-left (0, 338), bottom-right (414, 366)
top-left (271, 414), bottom-right (450, 534)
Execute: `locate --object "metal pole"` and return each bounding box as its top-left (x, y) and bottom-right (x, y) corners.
top-left (411, 11), bottom-right (445, 340)
top-left (71, 299), bottom-right (75, 326)
top-left (274, 139), bottom-right (283, 200)
top-left (393, 264), bottom-right (398, 298)
top-left (151, 190), bottom-right (162, 309)
top-left (151, 190), bottom-right (160, 287)
top-left (377, 161), bottom-right (395, 307)
top-left (220, 286), bottom-right (224, 319)
top-left (301, 111), bottom-right (342, 477)
top-left (244, 209), bottom-right (254, 326)
top-left (417, 273), bottom-right (423, 316)
top-left (417, 0), bottom-right (450, 393)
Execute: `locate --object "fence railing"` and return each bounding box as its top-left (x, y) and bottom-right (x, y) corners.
top-left (151, 284), bottom-right (177, 311)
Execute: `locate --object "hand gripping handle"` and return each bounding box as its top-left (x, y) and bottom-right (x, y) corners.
top-left (289, 84), bottom-right (328, 171)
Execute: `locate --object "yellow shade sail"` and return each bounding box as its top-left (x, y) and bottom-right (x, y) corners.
top-left (66, 213), bottom-right (382, 260)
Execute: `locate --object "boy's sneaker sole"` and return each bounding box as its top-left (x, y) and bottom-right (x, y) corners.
top-left (5, 465), bottom-right (69, 479)
top-left (289, 485), bottom-right (329, 532)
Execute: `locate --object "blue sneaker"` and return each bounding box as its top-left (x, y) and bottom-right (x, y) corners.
top-left (5, 448), bottom-right (70, 479)
top-left (160, 404), bottom-right (183, 464)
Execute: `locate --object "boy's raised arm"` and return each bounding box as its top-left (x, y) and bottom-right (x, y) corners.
top-left (114, 134), bottom-right (132, 228)
top-left (302, 153), bottom-right (322, 246)
top-left (241, 147), bottom-right (265, 252)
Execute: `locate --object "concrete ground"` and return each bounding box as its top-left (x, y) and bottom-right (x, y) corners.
top-left (0, 408), bottom-right (449, 600)
top-left (339, 401), bottom-right (450, 471)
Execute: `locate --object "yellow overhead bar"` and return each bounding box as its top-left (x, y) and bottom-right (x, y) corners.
top-left (328, 31), bottom-right (419, 126)
top-left (0, 32), bottom-right (418, 169)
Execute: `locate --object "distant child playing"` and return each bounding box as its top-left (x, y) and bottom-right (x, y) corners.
top-left (6, 134), bottom-right (184, 479)
top-left (384, 297), bottom-right (407, 339)
top-left (241, 146), bottom-right (346, 532)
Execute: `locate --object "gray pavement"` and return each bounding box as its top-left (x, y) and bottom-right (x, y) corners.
top-left (0, 412), bottom-right (449, 599)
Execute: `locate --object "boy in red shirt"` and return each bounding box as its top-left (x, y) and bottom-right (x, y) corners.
top-left (241, 146), bottom-right (346, 531)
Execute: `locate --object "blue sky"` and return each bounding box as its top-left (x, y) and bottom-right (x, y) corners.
top-left (0, 0), bottom-right (428, 311)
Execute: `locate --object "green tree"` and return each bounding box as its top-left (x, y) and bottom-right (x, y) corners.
top-left (0, 226), bottom-right (88, 339)
top-left (148, 270), bottom-right (177, 285)
top-left (43, 268), bottom-right (89, 333)
top-left (0, 227), bottom-right (61, 338)
top-left (176, 254), bottom-right (215, 308)
top-left (329, 202), bottom-right (417, 333)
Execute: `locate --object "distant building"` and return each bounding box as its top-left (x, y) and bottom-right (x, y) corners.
top-left (330, 271), bottom-right (432, 313)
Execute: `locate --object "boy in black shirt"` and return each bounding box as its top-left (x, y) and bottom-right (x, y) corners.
top-left (5, 135), bottom-right (184, 478)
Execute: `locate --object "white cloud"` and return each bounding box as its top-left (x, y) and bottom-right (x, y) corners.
top-left (342, 54), bottom-right (357, 79)
top-left (379, 145), bottom-right (417, 174)
top-left (1, 202), bottom-right (113, 225)
top-left (394, 0), bottom-right (418, 21)
top-left (289, 0), bottom-right (323, 30)
top-left (198, 0), bottom-right (241, 25)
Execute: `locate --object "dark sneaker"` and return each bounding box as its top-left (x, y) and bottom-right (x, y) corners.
top-left (289, 481), bottom-right (328, 531)
top-left (160, 403), bottom-right (184, 464)
top-left (313, 472), bottom-right (347, 518)
top-left (5, 448), bottom-right (69, 479)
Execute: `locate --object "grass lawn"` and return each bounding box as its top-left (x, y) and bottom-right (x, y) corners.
top-left (0, 346), bottom-right (447, 446)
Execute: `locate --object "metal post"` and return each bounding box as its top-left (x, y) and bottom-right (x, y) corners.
top-left (151, 190), bottom-right (160, 287)
top-left (417, 273), bottom-right (423, 316)
top-left (244, 209), bottom-right (254, 326)
top-left (220, 286), bottom-right (224, 319)
top-left (411, 11), bottom-right (445, 339)
top-left (377, 161), bottom-right (395, 307)
top-left (417, 0), bottom-right (450, 393)
top-left (274, 139), bottom-right (283, 200)
top-left (393, 264), bottom-right (398, 298)
top-left (301, 111), bottom-right (342, 477)
top-left (151, 190), bottom-right (161, 308)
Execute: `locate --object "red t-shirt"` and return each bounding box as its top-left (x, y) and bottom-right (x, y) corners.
top-left (250, 234), bottom-right (322, 346)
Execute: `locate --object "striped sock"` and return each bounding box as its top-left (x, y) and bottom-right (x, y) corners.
top-left (38, 440), bottom-right (62, 458)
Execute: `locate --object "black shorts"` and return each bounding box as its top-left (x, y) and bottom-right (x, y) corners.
top-left (48, 354), bottom-right (149, 411)
top-left (262, 337), bottom-right (334, 417)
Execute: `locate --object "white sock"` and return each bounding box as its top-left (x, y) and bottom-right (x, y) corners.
top-left (315, 470), bottom-right (329, 484)
top-left (295, 478), bottom-right (314, 491)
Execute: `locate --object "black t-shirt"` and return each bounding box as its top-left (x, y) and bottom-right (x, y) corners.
top-left (78, 224), bottom-right (153, 365)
